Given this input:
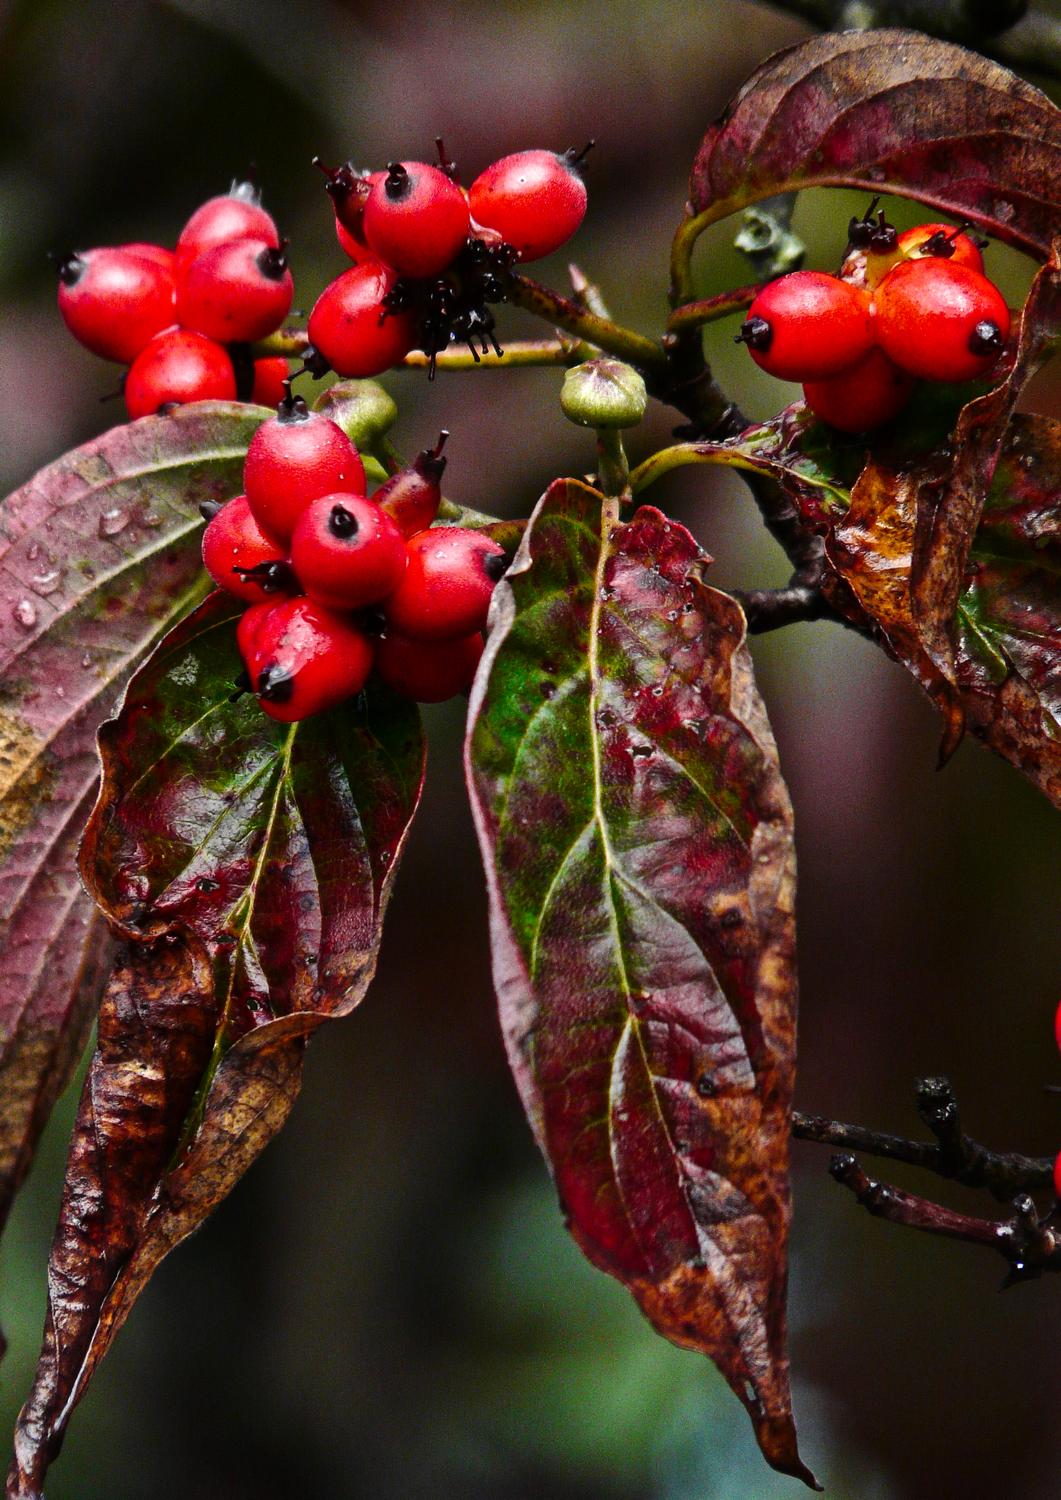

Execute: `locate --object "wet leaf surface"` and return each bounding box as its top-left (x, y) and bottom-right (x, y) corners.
top-left (466, 479), bottom-right (814, 1486)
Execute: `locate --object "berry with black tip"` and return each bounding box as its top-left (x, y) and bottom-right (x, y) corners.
top-left (56, 247), bottom-right (176, 363)
top-left (239, 595), bottom-right (374, 723)
top-left (384, 527), bottom-right (506, 640)
top-left (898, 222), bottom-right (984, 274)
top-left (376, 629), bottom-right (483, 703)
top-left (875, 259), bottom-right (1010, 382)
top-left (362, 161), bottom-right (470, 277)
top-left (250, 357), bottom-right (292, 408)
top-left (802, 347), bottom-right (915, 433)
top-left (736, 271), bottom-right (874, 382)
top-left (469, 147), bottom-right (589, 261)
top-left (244, 394), bottom-right (366, 542)
top-left (290, 495), bottom-right (407, 611)
top-left (306, 262), bottom-right (417, 378)
top-left (202, 494), bottom-right (295, 604)
top-left (124, 329), bottom-right (236, 418)
top-left (175, 182), bottom-right (279, 271)
top-left (375, 432), bottom-right (448, 538)
top-left (177, 239), bottom-right (293, 344)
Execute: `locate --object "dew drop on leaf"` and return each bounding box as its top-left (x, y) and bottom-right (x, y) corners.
top-left (98, 507), bottom-right (131, 538)
top-left (12, 598), bottom-right (37, 629)
top-left (30, 569), bottom-right (63, 597)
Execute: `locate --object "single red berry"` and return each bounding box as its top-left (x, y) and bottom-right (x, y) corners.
top-left (875, 259), bottom-right (1011, 382)
top-left (177, 239), bottom-right (293, 344)
top-left (362, 161), bottom-right (470, 277)
top-left (898, 222), bottom-right (984, 274)
top-left (290, 495), bottom-right (408, 611)
top-left (124, 329), bottom-right (236, 418)
top-left (802, 347), bottom-right (915, 433)
top-left (243, 393), bottom-right (366, 542)
top-left (176, 182), bottom-right (279, 271)
top-left (240, 595), bottom-right (373, 722)
top-left (375, 432), bottom-right (448, 538)
top-left (56, 247), bottom-right (176, 363)
top-left (376, 629), bottom-right (483, 703)
top-left (201, 494), bottom-right (295, 604)
top-left (384, 527), bottom-right (506, 640)
top-left (306, 263), bottom-right (417, 378)
top-left (737, 271), bottom-right (874, 382)
top-left (120, 242), bottom-right (176, 274)
top-left (1054, 1149), bottom-right (1061, 1202)
top-left (314, 160), bottom-right (384, 240)
top-left (469, 148), bottom-right (588, 261)
top-left (250, 357), bottom-right (292, 408)
top-left (335, 215), bottom-right (375, 263)
top-left (237, 600), bottom-right (274, 662)
top-left (1054, 996), bottom-right (1061, 1055)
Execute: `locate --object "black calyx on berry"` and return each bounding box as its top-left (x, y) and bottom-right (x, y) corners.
top-left (735, 315), bottom-right (772, 351)
top-left (435, 137), bottom-right (459, 182)
top-left (56, 252), bottom-right (85, 287)
top-left (846, 197), bottom-right (882, 248)
top-left (560, 140), bottom-right (595, 175)
top-left (257, 662), bottom-right (295, 703)
top-left (233, 559), bottom-right (298, 594)
top-left (415, 430), bottom-right (449, 482)
top-left (328, 503), bottom-right (359, 539)
top-left (199, 499), bottom-right (224, 521)
top-left (482, 550), bottom-right (509, 583)
top-left (384, 162), bottom-right (412, 201)
top-left (256, 244), bottom-right (289, 281)
top-left (277, 392), bottom-right (312, 424)
top-left (969, 319), bottom-right (1005, 355)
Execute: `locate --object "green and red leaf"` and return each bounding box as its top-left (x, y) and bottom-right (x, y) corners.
top-left (466, 480), bottom-right (814, 1486)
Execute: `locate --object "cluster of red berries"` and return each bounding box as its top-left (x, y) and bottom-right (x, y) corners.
top-left (201, 394), bottom-right (506, 721)
top-left (56, 182), bottom-right (294, 420)
top-left (737, 204), bottom-right (1011, 433)
top-left (308, 142), bottom-right (589, 378)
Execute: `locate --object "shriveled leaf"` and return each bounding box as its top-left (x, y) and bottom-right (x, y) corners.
top-left (0, 404), bottom-right (260, 1291)
top-left (466, 480), bottom-right (815, 1486)
top-left (10, 592), bottom-right (425, 1497)
top-left (691, 30), bottom-right (1061, 258)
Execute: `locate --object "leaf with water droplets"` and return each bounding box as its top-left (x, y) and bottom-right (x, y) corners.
top-left (466, 480), bottom-right (814, 1487)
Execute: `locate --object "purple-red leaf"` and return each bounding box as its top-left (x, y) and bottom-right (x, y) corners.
top-left (690, 30), bottom-right (1061, 258)
top-left (466, 479), bottom-right (814, 1487)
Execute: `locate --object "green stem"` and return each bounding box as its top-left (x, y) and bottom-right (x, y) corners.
top-left (403, 340), bottom-right (578, 370)
top-left (505, 273), bottom-right (668, 371)
top-left (252, 327), bottom-right (310, 359)
top-left (595, 429), bottom-right (629, 497)
top-left (667, 284), bottom-right (763, 333)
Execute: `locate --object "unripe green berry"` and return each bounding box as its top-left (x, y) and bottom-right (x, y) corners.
top-left (313, 379), bottom-right (398, 449)
top-left (561, 358), bottom-right (647, 429)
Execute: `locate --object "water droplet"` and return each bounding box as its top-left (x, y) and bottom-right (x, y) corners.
top-left (540, 680), bottom-right (556, 699)
top-left (98, 507), bottom-right (130, 538)
top-left (666, 609), bottom-right (679, 621)
top-left (83, 566), bottom-right (97, 581)
top-left (140, 511), bottom-right (163, 529)
top-left (682, 602), bottom-right (695, 614)
top-left (631, 743), bottom-right (653, 761)
top-left (195, 877), bottom-right (220, 893)
top-left (26, 542), bottom-right (40, 561)
top-left (867, 166), bottom-right (886, 183)
top-left (380, 849), bottom-right (391, 864)
top-left (599, 586), bottom-right (614, 602)
top-left (12, 599), bottom-right (36, 629)
top-left (596, 707), bottom-right (618, 729)
top-left (696, 1073), bottom-right (715, 1098)
top-left (80, 651), bottom-right (92, 668)
top-left (650, 685), bottom-right (664, 697)
top-left (682, 718), bottom-right (704, 736)
top-left (30, 568), bottom-right (62, 597)
top-left (992, 198), bottom-right (1015, 224)
top-left (55, 686), bottom-right (65, 698)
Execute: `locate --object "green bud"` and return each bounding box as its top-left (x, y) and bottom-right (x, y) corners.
top-left (313, 379), bottom-right (398, 447)
top-left (560, 358), bottom-right (647, 430)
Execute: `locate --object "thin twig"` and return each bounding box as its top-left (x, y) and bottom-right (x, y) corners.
top-left (667, 285), bottom-right (764, 333)
top-left (737, 581), bottom-right (827, 631)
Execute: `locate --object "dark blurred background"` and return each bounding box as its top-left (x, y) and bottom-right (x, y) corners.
top-left (2, 1), bottom-right (1061, 1496)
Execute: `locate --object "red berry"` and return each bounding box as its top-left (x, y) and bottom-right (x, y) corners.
top-left (243, 394), bottom-right (366, 542)
top-left (469, 149), bottom-right (588, 262)
top-left (237, 600), bottom-right (273, 662)
top-left (250, 357), bottom-right (292, 408)
top-left (1054, 996), bottom-right (1061, 1055)
top-left (737, 271), bottom-right (874, 382)
top-left (124, 329), bottom-right (236, 418)
top-left (176, 183), bottom-right (279, 270)
top-left (315, 161), bottom-right (384, 241)
top-left (362, 161), bottom-right (470, 277)
top-left (898, 223), bottom-right (984, 274)
top-left (384, 527), bottom-right (506, 640)
top-left (802, 348), bottom-right (915, 433)
top-left (875, 259), bottom-right (1010, 382)
top-left (376, 629), bottom-right (483, 703)
top-left (374, 433), bottom-right (447, 539)
top-left (290, 495), bottom-right (407, 611)
top-left (306, 263), bottom-right (417, 378)
top-left (239, 596), bottom-right (373, 723)
top-left (335, 216), bottom-right (374, 263)
top-left (201, 494), bottom-right (294, 603)
top-left (57, 248), bottom-right (176, 363)
top-left (120, 242), bottom-right (176, 274)
top-left (1054, 1149), bottom-right (1061, 1202)
top-left (177, 239), bottom-right (293, 344)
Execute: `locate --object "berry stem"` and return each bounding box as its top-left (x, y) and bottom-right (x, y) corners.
top-left (627, 441), bottom-right (850, 510)
top-left (504, 272), bottom-right (669, 371)
top-left (595, 428), bottom-right (630, 498)
top-left (401, 339), bottom-right (578, 370)
top-left (667, 284), bottom-right (765, 333)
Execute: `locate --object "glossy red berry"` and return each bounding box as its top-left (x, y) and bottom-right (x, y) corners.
top-left (176, 183), bottom-right (279, 270)
top-left (469, 149), bottom-right (588, 262)
top-left (244, 394), bottom-right (366, 542)
top-left (737, 271), bottom-right (874, 382)
top-left (384, 527), bottom-right (506, 640)
top-left (335, 215), bottom-right (375, 263)
top-left (803, 348), bottom-right (915, 433)
top-left (1054, 1149), bottom-right (1061, 1202)
top-left (201, 494), bottom-right (294, 603)
top-left (240, 596), bottom-right (374, 723)
top-left (875, 259), bottom-right (1010, 382)
top-left (176, 239), bottom-right (293, 344)
top-left (1054, 996), bottom-right (1061, 1055)
top-left (250, 357), bottom-right (292, 408)
top-left (362, 161), bottom-right (470, 277)
top-left (375, 433), bottom-right (447, 539)
top-left (120, 242), bottom-right (176, 274)
top-left (124, 329), bottom-right (236, 418)
top-left (376, 629), bottom-right (483, 703)
top-left (898, 222), bottom-right (984, 274)
top-left (306, 263), bottom-right (417, 378)
top-left (56, 248), bottom-right (176, 363)
top-left (315, 161), bottom-right (385, 241)
top-left (290, 496), bottom-right (407, 611)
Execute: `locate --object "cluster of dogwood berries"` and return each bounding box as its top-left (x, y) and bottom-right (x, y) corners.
top-left (308, 143), bottom-right (589, 378)
top-left (737, 204), bottom-right (1011, 433)
top-left (55, 183), bottom-right (294, 419)
top-left (201, 394), bottom-right (506, 721)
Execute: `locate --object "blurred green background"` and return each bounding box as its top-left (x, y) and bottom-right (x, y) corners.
top-left (2, 1), bottom-right (1061, 1496)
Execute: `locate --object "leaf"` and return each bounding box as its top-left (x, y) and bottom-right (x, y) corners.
top-left (465, 480), bottom-right (815, 1487)
top-left (0, 403), bottom-right (261, 1297)
top-left (690, 30), bottom-right (1061, 258)
top-left (10, 591), bottom-right (425, 1497)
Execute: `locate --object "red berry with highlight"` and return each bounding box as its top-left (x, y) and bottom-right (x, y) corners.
top-left (244, 394), bottom-right (366, 542)
top-left (1054, 1149), bottom-right (1061, 1202)
top-left (290, 495), bottom-right (408, 611)
top-left (250, 357), bottom-right (292, 408)
top-left (120, 242), bottom-right (176, 274)
top-left (384, 527), bottom-right (506, 641)
top-left (306, 263), bottom-right (416, 378)
top-left (176, 183), bottom-right (279, 270)
top-left (898, 223), bottom-right (984, 274)
top-left (201, 495), bottom-right (294, 604)
top-left (124, 329), bottom-right (236, 418)
top-left (469, 149), bottom-right (588, 262)
top-left (362, 161), bottom-right (470, 277)
top-left (237, 600), bottom-right (273, 662)
top-left (177, 239), bottom-right (293, 344)
top-left (376, 629), bottom-right (483, 703)
top-left (375, 433), bottom-right (448, 539)
top-left (803, 347), bottom-right (915, 433)
top-left (875, 259), bottom-right (1010, 383)
top-left (57, 247), bottom-right (176, 363)
top-left (240, 596), bottom-right (374, 723)
top-left (737, 271), bottom-right (874, 382)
